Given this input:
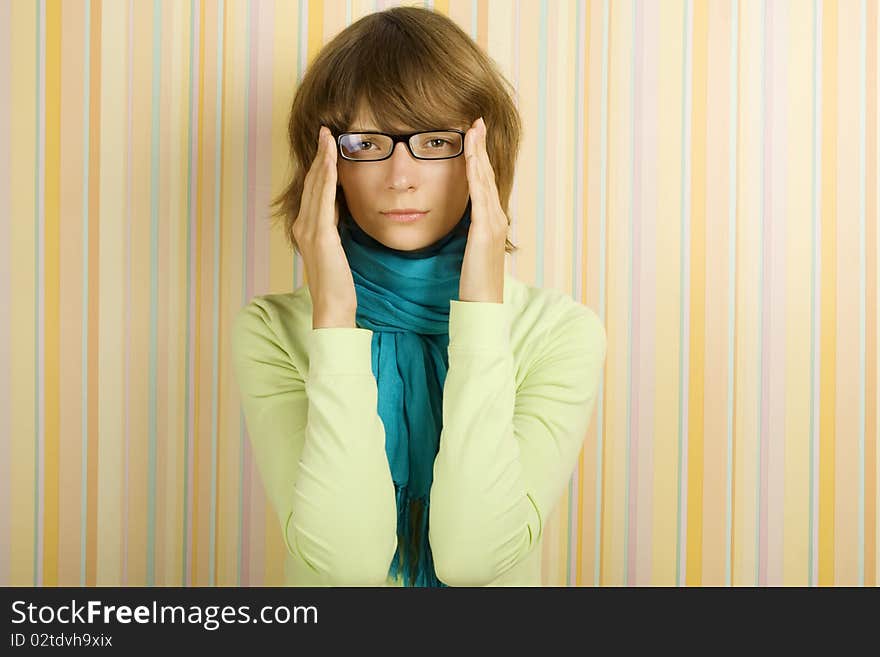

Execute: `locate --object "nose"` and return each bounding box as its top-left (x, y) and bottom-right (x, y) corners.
top-left (390, 140), bottom-right (417, 161)
top-left (386, 141), bottom-right (420, 188)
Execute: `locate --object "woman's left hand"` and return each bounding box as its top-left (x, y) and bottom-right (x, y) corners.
top-left (459, 116), bottom-right (508, 304)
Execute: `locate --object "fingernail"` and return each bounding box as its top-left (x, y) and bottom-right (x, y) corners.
top-left (479, 116), bottom-right (485, 129)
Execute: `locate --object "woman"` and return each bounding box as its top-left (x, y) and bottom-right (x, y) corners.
top-left (231, 6), bottom-right (606, 587)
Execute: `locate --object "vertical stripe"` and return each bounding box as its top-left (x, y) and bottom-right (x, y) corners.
top-left (613, 0), bottom-right (634, 585)
top-left (537, 0), bottom-right (547, 290)
top-left (85, 0), bottom-right (101, 588)
top-left (192, 0), bottom-right (205, 586)
top-left (558, 0), bottom-right (574, 584)
top-left (97, 0), bottom-right (127, 586)
top-left (769, 0), bottom-right (787, 587)
top-left (9, 0), bottom-right (38, 587)
top-left (537, 0), bottom-right (553, 582)
top-left (154, 0), bottom-right (169, 585)
top-left (583, 0), bottom-right (603, 586)
top-left (79, 0), bottom-right (90, 588)
top-left (865, 3), bottom-right (880, 586)
top-left (183, 0), bottom-right (201, 586)
top-left (193, 0), bottom-right (217, 587)
top-left (511, 0), bottom-right (520, 280)
top-left (570, 0), bottom-right (583, 587)
top-left (596, 0), bottom-right (608, 586)
top-left (566, 0), bottom-right (590, 586)
top-left (810, 0), bottom-right (822, 589)
top-left (122, 0), bottom-right (130, 586)
top-left (819, 0), bottom-right (836, 586)
top-left (513, 0), bottom-right (538, 285)
top-left (676, 0), bottom-right (693, 587)
top-left (782, 0), bottom-right (813, 587)
top-left (147, 0), bottom-right (162, 586)
top-left (53, 3), bottom-right (78, 586)
top-left (209, 0), bottom-right (224, 588)
top-left (42, 0), bottom-right (61, 589)
top-left (651, 0), bottom-right (683, 586)
top-left (727, 0), bottom-right (739, 586)
top-left (263, 0), bottom-right (301, 582)
top-left (217, 0), bottom-right (247, 586)
top-left (626, 0), bottom-right (639, 587)
top-left (867, 0), bottom-right (879, 589)
top-left (685, 0), bottom-right (707, 587)
top-left (761, 0), bottom-right (792, 587)
top-left (240, 0), bottom-right (258, 585)
top-left (758, 0), bottom-right (769, 587)
top-left (859, 0), bottom-right (867, 587)
top-left (57, 0), bottom-right (85, 587)
top-left (641, 0), bottom-right (659, 587)
top-left (123, 0), bottom-right (131, 586)
top-left (129, 0), bottom-right (153, 587)
top-left (834, 0), bottom-right (861, 587)
top-left (549, 0), bottom-right (573, 585)
top-left (0, 0), bottom-right (11, 589)
top-left (702, 0), bottom-right (733, 587)
top-left (733, 0), bottom-right (764, 587)
top-left (876, 0), bottom-right (880, 586)
top-left (756, 0), bottom-right (766, 587)
top-left (154, 0), bottom-right (166, 586)
top-left (35, 0), bottom-right (45, 589)
top-left (238, 0), bottom-right (255, 589)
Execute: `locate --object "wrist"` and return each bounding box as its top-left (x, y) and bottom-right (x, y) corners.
top-left (313, 311), bottom-right (357, 329)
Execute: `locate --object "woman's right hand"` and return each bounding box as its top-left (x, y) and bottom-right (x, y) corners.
top-left (293, 125), bottom-right (358, 329)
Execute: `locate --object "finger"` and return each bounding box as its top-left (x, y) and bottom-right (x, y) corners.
top-left (465, 143), bottom-right (484, 211)
top-left (323, 143), bottom-right (337, 201)
top-left (304, 128), bottom-right (333, 232)
top-left (477, 120), bottom-right (495, 186)
top-left (474, 122), bottom-right (504, 222)
top-left (321, 131), bottom-right (338, 221)
top-left (465, 125), bottom-right (485, 195)
top-left (302, 127), bottom-right (326, 210)
top-left (325, 128), bottom-right (337, 165)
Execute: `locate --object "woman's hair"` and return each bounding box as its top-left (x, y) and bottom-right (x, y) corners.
top-left (269, 4), bottom-right (522, 255)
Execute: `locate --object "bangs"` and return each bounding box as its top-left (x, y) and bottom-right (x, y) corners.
top-left (323, 19), bottom-right (477, 134)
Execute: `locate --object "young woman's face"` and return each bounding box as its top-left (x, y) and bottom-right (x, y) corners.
top-left (336, 109), bottom-right (470, 252)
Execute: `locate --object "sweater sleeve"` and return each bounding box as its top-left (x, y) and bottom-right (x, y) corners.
top-left (230, 298), bottom-right (398, 586)
top-left (429, 298), bottom-right (607, 586)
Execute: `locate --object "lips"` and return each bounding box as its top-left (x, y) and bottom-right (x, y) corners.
top-left (382, 210), bottom-right (428, 223)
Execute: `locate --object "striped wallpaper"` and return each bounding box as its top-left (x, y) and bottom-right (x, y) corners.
top-left (1, 0), bottom-right (877, 587)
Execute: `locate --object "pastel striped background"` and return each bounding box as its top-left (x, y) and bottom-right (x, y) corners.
top-left (1, 0), bottom-right (877, 587)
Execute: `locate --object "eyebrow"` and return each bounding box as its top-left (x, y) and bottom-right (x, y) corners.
top-left (349, 127), bottom-right (410, 133)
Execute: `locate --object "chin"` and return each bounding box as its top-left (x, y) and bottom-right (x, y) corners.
top-left (376, 230), bottom-right (436, 252)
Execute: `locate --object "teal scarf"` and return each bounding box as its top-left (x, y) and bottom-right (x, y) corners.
top-left (338, 201), bottom-right (472, 587)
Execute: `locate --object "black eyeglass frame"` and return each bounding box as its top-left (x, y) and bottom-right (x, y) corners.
top-left (333, 129), bottom-right (467, 162)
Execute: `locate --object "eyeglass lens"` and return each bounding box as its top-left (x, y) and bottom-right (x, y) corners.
top-left (338, 131), bottom-right (463, 161)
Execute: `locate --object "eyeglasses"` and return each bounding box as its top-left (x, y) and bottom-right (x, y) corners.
top-left (334, 129), bottom-right (465, 162)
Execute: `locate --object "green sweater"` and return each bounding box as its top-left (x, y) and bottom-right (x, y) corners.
top-left (231, 272), bottom-right (607, 586)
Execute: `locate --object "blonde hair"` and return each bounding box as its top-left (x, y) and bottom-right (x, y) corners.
top-left (269, 5), bottom-right (522, 255)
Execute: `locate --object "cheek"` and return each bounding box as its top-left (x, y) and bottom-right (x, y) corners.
top-left (337, 165), bottom-right (361, 193)
top-left (451, 164), bottom-right (469, 193)
top-left (431, 159), bottom-right (465, 185)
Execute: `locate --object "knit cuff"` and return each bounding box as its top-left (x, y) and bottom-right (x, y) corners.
top-left (308, 327), bottom-right (375, 376)
top-left (448, 299), bottom-right (511, 352)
